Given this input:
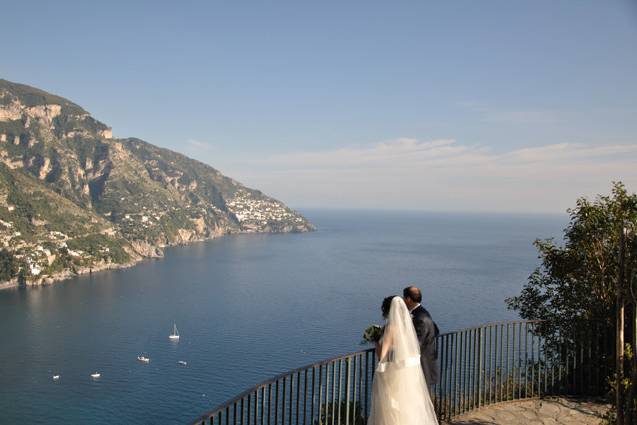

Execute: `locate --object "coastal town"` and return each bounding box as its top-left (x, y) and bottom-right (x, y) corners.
top-left (226, 189), bottom-right (311, 232)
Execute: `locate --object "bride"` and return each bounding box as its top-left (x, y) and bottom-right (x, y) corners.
top-left (368, 296), bottom-right (439, 425)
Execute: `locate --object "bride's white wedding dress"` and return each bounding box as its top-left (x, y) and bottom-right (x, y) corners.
top-left (367, 297), bottom-right (439, 425)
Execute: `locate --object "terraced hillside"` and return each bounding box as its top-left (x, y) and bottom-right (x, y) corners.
top-left (0, 79), bottom-right (313, 286)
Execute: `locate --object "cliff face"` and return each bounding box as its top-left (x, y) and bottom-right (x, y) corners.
top-left (0, 79), bottom-right (314, 286)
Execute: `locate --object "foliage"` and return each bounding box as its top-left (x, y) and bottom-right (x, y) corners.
top-left (314, 401), bottom-right (365, 425)
top-left (0, 249), bottom-right (18, 281)
top-left (506, 182), bottom-right (637, 423)
top-left (66, 234), bottom-right (130, 264)
top-left (7, 185), bottom-right (36, 225)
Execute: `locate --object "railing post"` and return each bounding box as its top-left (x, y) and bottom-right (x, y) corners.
top-left (345, 357), bottom-right (351, 425)
top-left (318, 366), bottom-right (323, 425)
top-left (351, 356), bottom-right (357, 425)
top-left (303, 369), bottom-right (308, 425)
top-left (281, 376), bottom-right (286, 425)
top-left (518, 322), bottom-right (526, 399)
top-left (268, 384), bottom-right (272, 425)
top-left (337, 359), bottom-right (342, 425)
top-left (241, 397), bottom-right (245, 425)
top-left (289, 373), bottom-right (295, 425)
top-left (524, 322), bottom-right (535, 398)
top-left (504, 323), bottom-right (515, 400)
top-left (463, 329), bottom-right (469, 413)
top-left (363, 352), bottom-right (369, 417)
top-left (310, 368), bottom-right (316, 425)
top-left (498, 323), bottom-right (503, 403)
top-left (453, 331), bottom-right (459, 416)
top-left (477, 327), bottom-right (483, 409)
top-left (331, 362), bottom-right (336, 425)
top-left (275, 380), bottom-right (280, 425)
top-left (296, 372), bottom-right (301, 425)
top-left (437, 333), bottom-right (444, 415)
top-left (485, 325), bottom-right (493, 404)
top-left (254, 389), bottom-right (259, 425)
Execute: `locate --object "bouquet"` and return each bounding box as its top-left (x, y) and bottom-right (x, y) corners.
top-left (361, 324), bottom-right (383, 345)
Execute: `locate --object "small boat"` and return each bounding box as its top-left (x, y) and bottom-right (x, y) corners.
top-left (52, 375), bottom-right (60, 381)
top-left (169, 323), bottom-right (180, 340)
top-left (90, 372), bottom-right (101, 379)
top-left (137, 355), bottom-right (150, 363)
top-left (178, 360), bottom-right (188, 366)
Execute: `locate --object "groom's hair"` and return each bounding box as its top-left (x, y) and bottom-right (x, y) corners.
top-left (403, 286), bottom-right (422, 303)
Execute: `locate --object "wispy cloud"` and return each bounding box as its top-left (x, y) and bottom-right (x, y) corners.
top-left (185, 139), bottom-right (214, 151)
top-left (225, 138), bottom-right (637, 213)
top-left (248, 139), bottom-right (637, 172)
top-left (259, 139), bottom-right (470, 169)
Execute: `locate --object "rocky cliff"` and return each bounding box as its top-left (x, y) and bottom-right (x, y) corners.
top-left (0, 79), bottom-right (314, 287)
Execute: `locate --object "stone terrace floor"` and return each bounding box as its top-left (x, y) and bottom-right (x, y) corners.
top-left (447, 397), bottom-right (610, 425)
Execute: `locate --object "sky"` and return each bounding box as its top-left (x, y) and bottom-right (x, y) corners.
top-left (3, 0), bottom-right (637, 213)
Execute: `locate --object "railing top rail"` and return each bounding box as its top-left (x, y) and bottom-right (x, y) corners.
top-left (190, 319), bottom-right (544, 424)
top-left (438, 319), bottom-right (543, 338)
top-left (191, 347), bottom-right (375, 424)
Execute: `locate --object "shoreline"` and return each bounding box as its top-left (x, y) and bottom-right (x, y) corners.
top-left (0, 257), bottom-right (141, 291)
top-left (0, 227), bottom-right (313, 291)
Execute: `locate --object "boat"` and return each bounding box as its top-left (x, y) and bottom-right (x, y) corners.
top-left (52, 375), bottom-right (60, 380)
top-left (137, 355), bottom-right (150, 363)
top-left (178, 360), bottom-right (188, 366)
top-left (90, 372), bottom-right (101, 379)
top-left (169, 323), bottom-right (180, 340)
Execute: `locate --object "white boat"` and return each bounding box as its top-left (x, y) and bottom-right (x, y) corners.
top-left (178, 360), bottom-right (187, 366)
top-left (169, 323), bottom-right (180, 340)
top-left (137, 355), bottom-right (150, 363)
top-left (52, 375), bottom-right (60, 380)
top-left (90, 372), bottom-right (101, 379)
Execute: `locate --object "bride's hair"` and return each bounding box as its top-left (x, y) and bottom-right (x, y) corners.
top-left (381, 296), bottom-right (397, 318)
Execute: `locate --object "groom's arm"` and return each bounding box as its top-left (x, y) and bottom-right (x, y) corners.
top-left (414, 314), bottom-right (436, 350)
top-left (413, 315), bottom-right (428, 347)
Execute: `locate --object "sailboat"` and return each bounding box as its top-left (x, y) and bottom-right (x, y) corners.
top-left (169, 323), bottom-right (180, 340)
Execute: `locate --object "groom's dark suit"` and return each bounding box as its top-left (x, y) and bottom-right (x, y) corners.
top-left (411, 305), bottom-right (439, 385)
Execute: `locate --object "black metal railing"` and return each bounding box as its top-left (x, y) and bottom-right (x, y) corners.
top-left (191, 320), bottom-right (612, 425)
top-left (432, 320), bottom-right (612, 420)
top-left (191, 350), bottom-right (376, 425)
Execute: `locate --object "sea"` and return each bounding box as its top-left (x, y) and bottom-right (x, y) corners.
top-left (0, 210), bottom-right (566, 424)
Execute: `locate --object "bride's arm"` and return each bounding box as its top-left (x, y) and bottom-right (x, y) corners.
top-left (377, 325), bottom-right (393, 361)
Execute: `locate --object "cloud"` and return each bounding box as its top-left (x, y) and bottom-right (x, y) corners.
top-left (259, 138), bottom-right (470, 169)
top-left (501, 143), bottom-right (637, 163)
top-left (225, 138), bottom-right (637, 213)
top-left (249, 139), bottom-right (637, 172)
top-left (185, 139), bottom-right (213, 151)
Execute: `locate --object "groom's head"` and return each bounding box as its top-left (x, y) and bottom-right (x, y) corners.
top-left (403, 286), bottom-right (422, 310)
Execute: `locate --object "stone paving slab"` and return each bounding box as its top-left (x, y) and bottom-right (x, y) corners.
top-left (448, 398), bottom-right (610, 425)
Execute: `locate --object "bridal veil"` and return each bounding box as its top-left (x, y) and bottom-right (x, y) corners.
top-left (367, 297), bottom-right (438, 425)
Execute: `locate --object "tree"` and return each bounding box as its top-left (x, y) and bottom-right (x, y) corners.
top-left (506, 182), bottom-right (637, 424)
top-left (0, 249), bottom-right (17, 281)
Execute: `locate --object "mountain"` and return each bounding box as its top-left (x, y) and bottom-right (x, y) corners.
top-left (0, 79), bottom-right (314, 287)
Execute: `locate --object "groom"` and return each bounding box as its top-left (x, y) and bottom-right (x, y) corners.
top-left (403, 286), bottom-right (439, 387)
